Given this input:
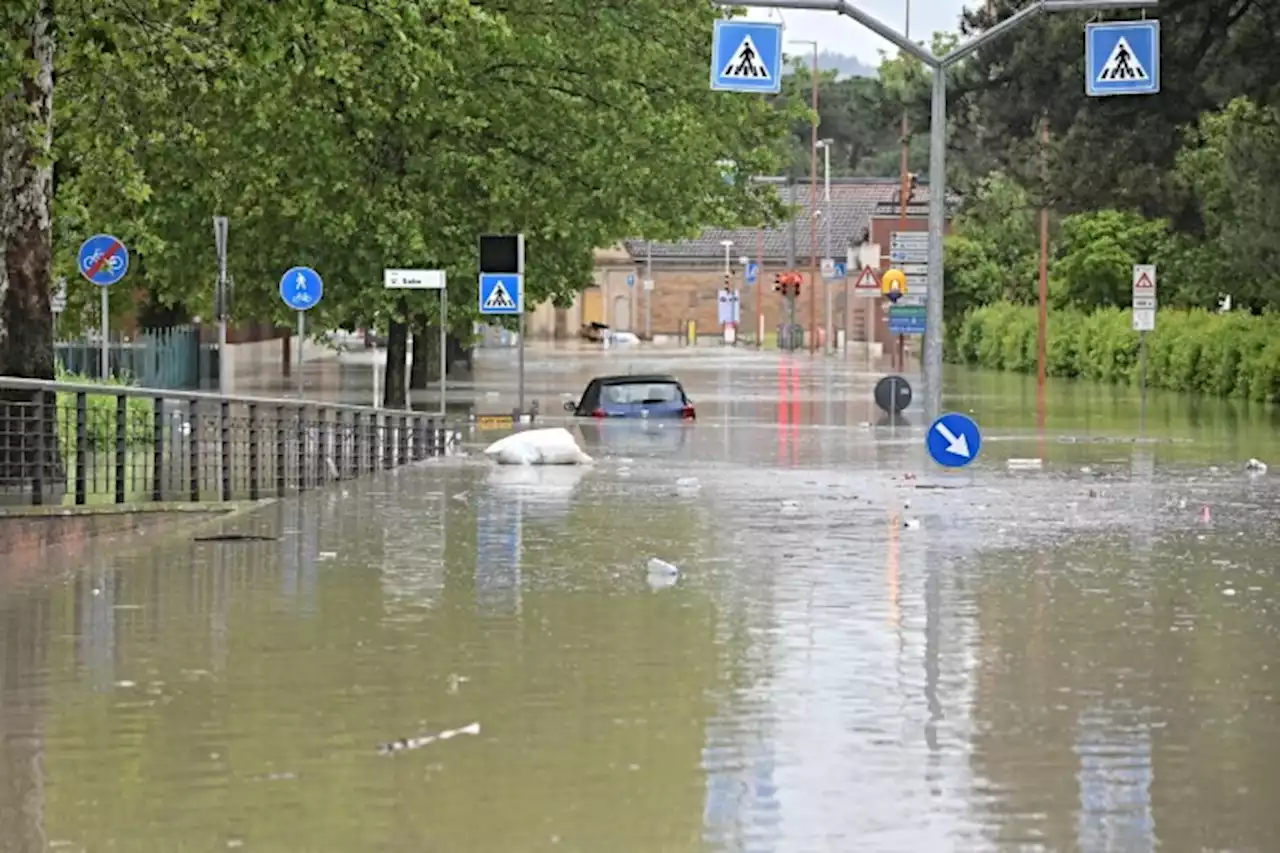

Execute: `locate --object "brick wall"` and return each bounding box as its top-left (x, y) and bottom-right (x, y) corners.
top-left (644, 267), bottom-right (883, 341)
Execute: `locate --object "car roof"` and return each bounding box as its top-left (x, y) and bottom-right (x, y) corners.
top-left (591, 374), bottom-right (682, 385)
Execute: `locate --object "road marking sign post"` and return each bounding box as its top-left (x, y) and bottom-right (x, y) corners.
top-left (280, 266), bottom-right (323, 394)
top-left (874, 375), bottom-right (912, 415)
top-left (927, 412), bottom-right (982, 469)
top-left (1132, 263), bottom-right (1157, 426)
top-left (1086, 20), bottom-right (1160, 97)
top-left (745, 262), bottom-right (759, 285)
top-left (386, 268), bottom-right (448, 415)
top-left (710, 20), bottom-right (783, 94)
top-left (479, 233), bottom-right (527, 414)
top-left (78, 234), bottom-right (130, 380)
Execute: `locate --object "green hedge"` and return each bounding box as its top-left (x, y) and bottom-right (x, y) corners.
top-left (949, 304), bottom-right (1280, 402)
top-left (53, 368), bottom-right (155, 457)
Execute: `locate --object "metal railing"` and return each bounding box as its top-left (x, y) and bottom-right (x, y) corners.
top-left (0, 377), bottom-right (457, 508)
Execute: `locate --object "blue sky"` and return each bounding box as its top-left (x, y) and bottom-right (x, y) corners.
top-left (744, 0), bottom-right (972, 65)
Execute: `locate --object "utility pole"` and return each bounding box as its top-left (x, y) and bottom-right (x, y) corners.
top-left (789, 38), bottom-right (820, 355)
top-left (819, 138), bottom-right (833, 354)
top-left (1037, 113), bottom-right (1050, 438)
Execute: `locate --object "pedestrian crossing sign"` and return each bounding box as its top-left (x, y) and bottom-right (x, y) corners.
top-left (479, 273), bottom-right (523, 315)
top-left (710, 20), bottom-right (783, 94)
top-left (1086, 20), bottom-right (1159, 97)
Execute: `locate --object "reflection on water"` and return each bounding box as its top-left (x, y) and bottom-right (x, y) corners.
top-left (0, 352), bottom-right (1279, 851)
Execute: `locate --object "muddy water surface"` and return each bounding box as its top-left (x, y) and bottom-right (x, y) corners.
top-left (2, 348), bottom-right (1279, 852)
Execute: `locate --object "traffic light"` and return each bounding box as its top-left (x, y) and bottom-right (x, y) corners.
top-left (774, 272), bottom-right (802, 297)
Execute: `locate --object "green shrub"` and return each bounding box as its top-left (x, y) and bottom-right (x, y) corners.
top-left (948, 304), bottom-right (1280, 403)
top-left (53, 368), bottom-right (155, 457)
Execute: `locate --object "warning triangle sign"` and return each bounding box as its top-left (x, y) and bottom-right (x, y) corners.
top-left (853, 266), bottom-right (880, 291)
top-left (1134, 271), bottom-right (1153, 288)
top-left (720, 35), bottom-right (771, 81)
top-left (1097, 37), bottom-right (1148, 82)
top-left (483, 280), bottom-right (516, 309)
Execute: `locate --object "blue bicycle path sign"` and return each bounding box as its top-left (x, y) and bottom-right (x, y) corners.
top-left (280, 266), bottom-right (323, 311)
top-left (78, 234), bottom-right (130, 287)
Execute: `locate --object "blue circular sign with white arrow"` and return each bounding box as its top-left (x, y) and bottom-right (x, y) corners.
top-left (280, 266), bottom-right (323, 311)
top-left (78, 234), bottom-right (130, 287)
top-left (926, 412), bottom-right (982, 468)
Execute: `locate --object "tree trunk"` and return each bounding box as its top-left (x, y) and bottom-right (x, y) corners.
top-left (1, 3), bottom-right (63, 500)
top-left (409, 327), bottom-right (431, 390)
top-left (383, 320), bottom-right (408, 408)
top-left (446, 332), bottom-right (473, 379)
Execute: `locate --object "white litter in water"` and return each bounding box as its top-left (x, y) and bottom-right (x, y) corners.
top-left (1007, 458), bottom-right (1044, 471)
top-left (646, 558), bottom-right (680, 590)
top-left (903, 518), bottom-right (922, 530)
top-left (1246, 458), bottom-right (1267, 474)
top-left (647, 558), bottom-right (680, 576)
top-left (483, 428), bottom-right (593, 465)
top-left (1222, 588), bottom-right (1237, 597)
top-left (378, 721), bottom-right (481, 756)
top-left (318, 551), bottom-right (338, 560)
top-left (611, 331), bottom-right (640, 345)
top-left (779, 500), bottom-right (802, 515)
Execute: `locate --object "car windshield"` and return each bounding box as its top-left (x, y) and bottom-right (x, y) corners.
top-left (601, 382), bottom-right (682, 405)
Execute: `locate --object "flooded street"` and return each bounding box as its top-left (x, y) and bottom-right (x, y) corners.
top-left (4, 345), bottom-right (1280, 852)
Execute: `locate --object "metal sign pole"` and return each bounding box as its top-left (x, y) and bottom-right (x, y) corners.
top-left (214, 216), bottom-right (229, 395)
top-left (518, 312), bottom-right (526, 416)
top-left (372, 342), bottom-right (380, 408)
top-left (439, 288), bottom-right (447, 417)
top-left (297, 310), bottom-right (305, 395)
top-left (1139, 330), bottom-right (1148, 431)
top-left (100, 288), bottom-right (109, 379)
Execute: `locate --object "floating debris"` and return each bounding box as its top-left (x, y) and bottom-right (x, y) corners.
top-left (193, 533), bottom-right (278, 543)
top-left (1007, 458), bottom-right (1044, 471)
top-left (378, 721), bottom-right (481, 756)
top-left (1246, 457), bottom-right (1267, 474)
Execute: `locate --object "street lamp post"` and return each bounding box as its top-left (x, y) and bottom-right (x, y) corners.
top-left (817, 138), bottom-right (834, 354)
top-left (723, 0), bottom-right (1160, 418)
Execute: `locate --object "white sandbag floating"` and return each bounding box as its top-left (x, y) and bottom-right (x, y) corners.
top-left (483, 427), bottom-right (593, 465)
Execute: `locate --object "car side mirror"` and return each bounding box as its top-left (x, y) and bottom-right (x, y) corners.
top-left (563, 400), bottom-right (576, 412)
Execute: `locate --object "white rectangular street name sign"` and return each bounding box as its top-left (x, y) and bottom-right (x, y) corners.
top-left (384, 268), bottom-right (446, 289)
top-left (890, 231), bottom-right (928, 245)
top-left (1132, 264), bottom-right (1156, 331)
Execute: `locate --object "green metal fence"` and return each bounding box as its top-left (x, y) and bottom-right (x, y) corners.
top-left (56, 326), bottom-right (211, 389)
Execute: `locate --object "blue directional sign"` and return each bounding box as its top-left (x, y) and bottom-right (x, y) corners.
top-left (745, 262), bottom-right (759, 285)
top-left (279, 266), bottom-right (323, 311)
top-left (710, 20), bottom-right (783, 94)
top-left (823, 261), bottom-right (847, 281)
top-left (1086, 20), bottom-right (1159, 97)
top-left (927, 412), bottom-right (982, 469)
top-left (479, 273), bottom-right (523, 315)
top-left (77, 234), bottom-right (129, 287)
top-left (626, 273), bottom-right (636, 288)
top-left (887, 305), bottom-right (926, 336)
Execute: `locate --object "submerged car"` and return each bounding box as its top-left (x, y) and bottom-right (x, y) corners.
top-left (564, 374), bottom-right (696, 420)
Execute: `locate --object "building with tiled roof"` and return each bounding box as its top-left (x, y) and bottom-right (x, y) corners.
top-left (526, 177), bottom-right (949, 349)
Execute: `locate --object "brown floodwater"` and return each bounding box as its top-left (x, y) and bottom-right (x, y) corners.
top-left (2, 346), bottom-right (1279, 852)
